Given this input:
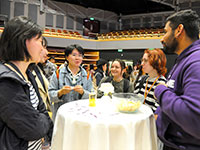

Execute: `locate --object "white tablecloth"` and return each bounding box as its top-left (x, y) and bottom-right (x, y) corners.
top-left (51, 99), bottom-right (157, 150)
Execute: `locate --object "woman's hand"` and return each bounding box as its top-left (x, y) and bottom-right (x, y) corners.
top-left (58, 86), bottom-right (72, 97)
top-left (73, 85), bottom-right (84, 95)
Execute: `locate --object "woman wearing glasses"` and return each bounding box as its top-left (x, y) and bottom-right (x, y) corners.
top-left (48, 44), bottom-right (93, 120)
top-left (134, 48), bottom-right (167, 113)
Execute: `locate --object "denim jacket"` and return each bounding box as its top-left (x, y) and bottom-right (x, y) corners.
top-left (48, 65), bottom-right (93, 119)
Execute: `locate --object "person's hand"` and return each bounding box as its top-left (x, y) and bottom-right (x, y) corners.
top-left (153, 82), bottom-right (167, 100)
top-left (58, 86), bottom-right (72, 97)
top-left (73, 85), bottom-right (84, 95)
top-left (154, 114), bottom-right (158, 120)
top-left (157, 81), bottom-right (168, 87)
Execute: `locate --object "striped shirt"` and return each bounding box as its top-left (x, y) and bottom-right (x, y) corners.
top-left (27, 81), bottom-right (42, 150)
top-left (134, 75), bottom-right (166, 112)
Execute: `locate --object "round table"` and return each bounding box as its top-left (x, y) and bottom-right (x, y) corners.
top-left (51, 99), bottom-right (157, 150)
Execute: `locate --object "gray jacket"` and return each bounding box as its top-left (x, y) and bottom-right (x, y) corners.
top-left (44, 60), bottom-right (57, 81)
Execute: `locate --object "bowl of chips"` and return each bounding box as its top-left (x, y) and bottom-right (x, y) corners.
top-left (112, 93), bottom-right (144, 113)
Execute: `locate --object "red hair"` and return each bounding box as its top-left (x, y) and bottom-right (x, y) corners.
top-left (144, 48), bottom-right (167, 75)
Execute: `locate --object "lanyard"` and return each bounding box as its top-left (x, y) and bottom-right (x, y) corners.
top-left (144, 76), bottom-right (160, 102)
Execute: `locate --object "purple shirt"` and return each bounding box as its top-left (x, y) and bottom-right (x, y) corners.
top-left (155, 39), bottom-right (200, 150)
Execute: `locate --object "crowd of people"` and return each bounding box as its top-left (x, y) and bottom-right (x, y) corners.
top-left (0, 9), bottom-right (200, 150)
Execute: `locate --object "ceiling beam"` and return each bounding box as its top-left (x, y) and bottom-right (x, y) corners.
top-left (47, 0), bottom-right (66, 14)
top-left (122, 10), bottom-right (174, 18)
top-left (67, 3), bottom-right (86, 18)
top-left (87, 9), bottom-right (104, 18)
top-left (149, 0), bottom-right (176, 8)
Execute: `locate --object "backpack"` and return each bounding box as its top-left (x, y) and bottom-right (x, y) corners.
top-left (55, 62), bottom-right (68, 81)
top-left (105, 77), bottom-right (130, 93)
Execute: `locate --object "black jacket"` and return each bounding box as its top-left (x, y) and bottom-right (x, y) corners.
top-left (94, 68), bottom-right (104, 86)
top-left (0, 63), bottom-right (53, 150)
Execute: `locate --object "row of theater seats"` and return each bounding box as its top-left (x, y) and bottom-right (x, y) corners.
top-left (97, 28), bottom-right (165, 40)
top-left (0, 26), bottom-right (167, 40)
top-left (0, 27), bottom-right (83, 39)
top-left (43, 28), bottom-right (83, 38)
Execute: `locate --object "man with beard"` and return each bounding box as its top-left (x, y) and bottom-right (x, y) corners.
top-left (154, 9), bottom-right (200, 150)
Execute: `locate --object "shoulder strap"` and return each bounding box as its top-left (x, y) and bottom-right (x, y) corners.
top-left (55, 68), bottom-right (60, 88)
top-left (56, 68), bottom-right (60, 80)
top-left (123, 79), bottom-right (130, 93)
top-left (87, 71), bottom-right (90, 80)
top-left (138, 75), bottom-right (148, 90)
top-left (105, 76), bottom-right (113, 82)
top-left (34, 66), bottom-right (46, 92)
top-left (56, 63), bottom-right (67, 80)
top-left (94, 72), bottom-right (101, 78)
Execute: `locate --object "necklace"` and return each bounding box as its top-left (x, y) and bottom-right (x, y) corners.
top-left (144, 76), bottom-right (160, 103)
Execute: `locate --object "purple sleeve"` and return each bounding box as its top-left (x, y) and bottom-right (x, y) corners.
top-left (154, 106), bottom-right (160, 115)
top-left (154, 62), bottom-right (200, 139)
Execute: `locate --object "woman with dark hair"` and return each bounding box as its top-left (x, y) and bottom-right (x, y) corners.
top-left (97, 59), bottom-right (133, 98)
top-left (0, 16), bottom-right (53, 150)
top-left (29, 36), bottom-right (52, 149)
top-left (30, 37), bottom-right (52, 117)
top-left (48, 44), bottom-right (93, 120)
top-left (123, 65), bottom-right (133, 81)
top-left (132, 64), bottom-right (143, 87)
top-left (94, 58), bottom-right (108, 87)
top-left (134, 48), bottom-right (167, 113)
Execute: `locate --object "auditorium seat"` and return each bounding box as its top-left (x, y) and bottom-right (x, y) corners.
top-left (51, 29), bottom-right (58, 35)
top-left (43, 28), bottom-right (51, 35)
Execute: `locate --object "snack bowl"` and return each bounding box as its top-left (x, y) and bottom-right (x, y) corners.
top-left (112, 93), bottom-right (144, 113)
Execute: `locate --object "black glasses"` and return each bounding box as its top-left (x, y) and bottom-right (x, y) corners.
top-left (70, 53), bottom-right (83, 58)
